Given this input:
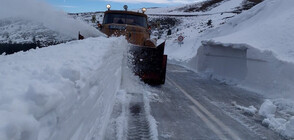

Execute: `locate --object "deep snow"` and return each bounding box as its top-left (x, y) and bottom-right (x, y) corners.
top-left (0, 37), bottom-right (128, 140)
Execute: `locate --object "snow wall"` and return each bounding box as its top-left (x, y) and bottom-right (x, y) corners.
top-left (188, 40), bottom-right (294, 99)
top-left (0, 37), bottom-right (128, 140)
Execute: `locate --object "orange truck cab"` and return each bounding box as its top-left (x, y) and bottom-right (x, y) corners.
top-left (99, 5), bottom-right (167, 85)
top-left (100, 10), bottom-right (151, 46)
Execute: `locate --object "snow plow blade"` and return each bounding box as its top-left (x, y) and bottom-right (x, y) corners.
top-left (129, 42), bottom-right (167, 85)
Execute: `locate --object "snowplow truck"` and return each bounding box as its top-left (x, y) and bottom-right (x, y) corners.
top-left (99, 5), bottom-right (167, 85)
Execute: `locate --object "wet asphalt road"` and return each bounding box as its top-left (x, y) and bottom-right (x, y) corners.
top-left (150, 64), bottom-right (283, 140)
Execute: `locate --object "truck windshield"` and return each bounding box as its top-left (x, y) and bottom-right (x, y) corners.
top-left (103, 13), bottom-right (147, 28)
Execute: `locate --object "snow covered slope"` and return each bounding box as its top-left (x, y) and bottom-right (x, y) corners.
top-left (146, 0), bottom-right (260, 14)
top-left (146, 0), bottom-right (254, 61)
top-left (0, 18), bottom-right (73, 45)
top-left (0, 37), bottom-right (128, 140)
top-left (212, 0), bottom-right (294, 62)
top-left (0, 0), bottom-right (103, 45)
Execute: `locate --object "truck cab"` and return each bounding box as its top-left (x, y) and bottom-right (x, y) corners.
top-left (99, 10), bottom-right (152, 47)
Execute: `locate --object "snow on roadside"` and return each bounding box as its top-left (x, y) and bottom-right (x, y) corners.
top-left (258, 100), bottom-right (277, 118)
top-left (232, 101), bottom-right (257, 116)
top-left (0, 37), bottom-right (128, 140)
top-left (258, 99), bottom-right (294, 139)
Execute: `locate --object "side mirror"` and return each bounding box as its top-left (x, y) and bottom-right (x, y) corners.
top-left (148, 25), bottom-right (151, 30)
top-left (98, 24), bottom-right (103, 30)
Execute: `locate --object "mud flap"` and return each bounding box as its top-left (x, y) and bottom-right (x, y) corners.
top-left (160, 55), bottom-right (167, 84)
top-left (129, 42), bottom-right (167, 85)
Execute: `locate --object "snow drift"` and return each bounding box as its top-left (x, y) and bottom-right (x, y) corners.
top-left (0, 37), bottom-right (128, 140)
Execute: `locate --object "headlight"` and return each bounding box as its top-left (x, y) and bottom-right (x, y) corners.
top-left (142, 7), bottom-right (147, 13)
top-left (123, 5), bottom-right (128, 11)
top-left (106, 4), bottom-right (111, 10)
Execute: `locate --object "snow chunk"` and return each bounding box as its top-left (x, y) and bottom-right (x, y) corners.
top-left (232, 101), bottom-right (257, 115)
top-left (258, 100), bottom-right (276, 118)
top-left (258, 99), bottom-right (294, 139)
top-left (284, 116), bottom-right (294, 138)
top-left (0, 111), bottom-right (39, 140)
top-left (262, 117), bottom-right (286, 131)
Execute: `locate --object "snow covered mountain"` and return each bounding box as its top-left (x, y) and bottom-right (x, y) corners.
top-left (0, 18), bottom-right (74, 46)
top-left (146, 0), bottom-right (262, 14)
top-left (0, 0), bottom-right (103, 54)
top-left (173, 0), bottom-right (261, 13)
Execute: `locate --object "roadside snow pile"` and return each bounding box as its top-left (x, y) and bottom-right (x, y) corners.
top-left (0, 37), bottom-right (128, 140)
top-left (285, 117), bottom-right (294, 138)
top-left (0, 0), bottom-right (102, 44)
top-left (258, 100), bottom-right (294, 139)
top-left (258, 100), bottom-right (276, 118)
top-left (189, 0), bottom-right (294, 98)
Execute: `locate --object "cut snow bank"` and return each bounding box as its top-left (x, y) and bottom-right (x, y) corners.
top-left (0, 0), bottom-right (102, 39)
top-left (0, 37), bottom-right (128, 140)
top-left (185, 0), bottom-right (294, 99)
top-left (185, 0), bottom-right (294, 137)
top-left (191, 40), bottom-right (294, 99)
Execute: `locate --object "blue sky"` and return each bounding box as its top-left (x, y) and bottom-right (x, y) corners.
top-left (45, 0), bottom-right (201, 13)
